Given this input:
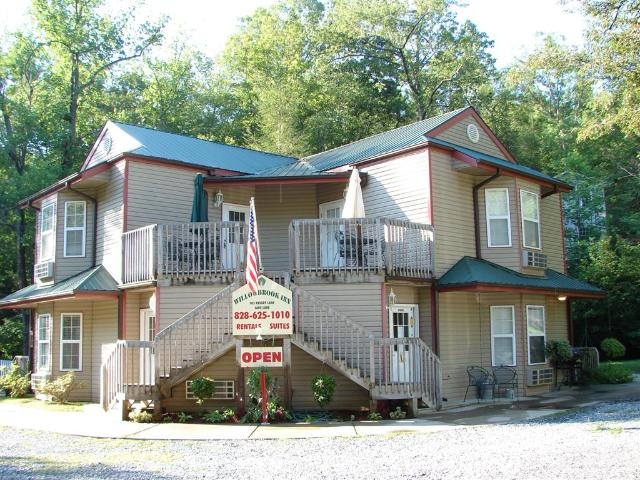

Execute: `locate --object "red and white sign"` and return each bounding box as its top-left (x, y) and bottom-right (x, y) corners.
top-left (232, 275), bottom-right (293, 336)
top-left (240, 347), bottom-right (284, 367)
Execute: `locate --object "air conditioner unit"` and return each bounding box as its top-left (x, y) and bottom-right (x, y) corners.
top-left (527, 367), bottom-right (554, 386)
top-left (522, 250), bottom-right (547, 268)
top-left (34, 261), bottom-right (55, 282)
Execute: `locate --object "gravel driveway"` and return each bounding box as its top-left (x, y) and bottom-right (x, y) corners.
top-left (1, 400), bottom-right (639, 480)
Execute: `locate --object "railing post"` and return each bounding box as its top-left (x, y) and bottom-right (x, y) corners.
top-left (369, 335), bottom-right (376, 386)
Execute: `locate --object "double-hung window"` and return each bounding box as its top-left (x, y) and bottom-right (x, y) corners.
top-left (520, 190), bottom-right (541, 249)
top-left (40, 203), bottom-right (56, 261)
top-left (485, 188), bottom-right (511, 247)
top-left (60, 313), bottom-right (82, 371)
top-left (526, 306), bottom-right (546, 364)
top-left (37, 314), bottom-right (52, 372)
top-left (64, 201), bottom-right (86, 257)
top-left (491, 306), bottom-right (516, 366)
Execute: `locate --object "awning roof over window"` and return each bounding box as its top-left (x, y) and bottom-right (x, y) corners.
top-left (437, 256), bottom-right (604, 299)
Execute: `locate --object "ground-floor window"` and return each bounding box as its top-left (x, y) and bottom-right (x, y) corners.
top-left (60, 313), bottom-right (82, 371)
top-left (490, 306), bottom-right (515, 366)
top-left (526, 305), bottom-right (546, 364)
top-left (36, 314), bottom-right (51, 372)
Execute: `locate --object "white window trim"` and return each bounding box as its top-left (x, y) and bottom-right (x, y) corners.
top-left (63, 201), bottom-right (86, 257)
top-left (36, 314), bottom-right (52, 373)
top-left (60, 313), bottom-right (82, 371)
top-left (39, 202), bottom-right (56, 261)
top-left (520, 190), bottom-right (541, 250)
top-left (526, 305), bottom-right (546, 365)
top-left (490, 305), bottom-right (516, 367)
top-left (485, 188), bottom-right (512, 247)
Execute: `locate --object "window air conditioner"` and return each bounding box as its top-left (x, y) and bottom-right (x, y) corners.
top-left (527, 367), bottom-right (554, 386)
top-left (522, 250), bottom-right (548, 268)
top-left (34, 261), bottom-right (55, 282)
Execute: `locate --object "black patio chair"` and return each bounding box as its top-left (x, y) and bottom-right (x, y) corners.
top-left (464, 366), bottom-right (493, 402)
top-left (492, 365), bottom-right (518, 402)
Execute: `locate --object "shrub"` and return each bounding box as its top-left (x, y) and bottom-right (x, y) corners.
top-left (367, 411), bottom-right (383, 420)
top-left (600, 338), bottom-right (626, 360)
top-left (176, 412), bottom-right (192, 423)
top-left (39, 372), bottom-right (79, 403)
top-left (203, 410), bottom-right (226, 423)
top-left (129, 408), bottom-right (153, 423)
top-left (311, 373), bottom-right (336, 408)
top-left (190, 377), bottom-right (215, 405)
top-left (0, 363), bottom-right (30, 398)
top-left (544, 340), bottom-right (573, 364)
top-left (583, 363), bottom-right (633, 384)
top-left (389, 406), bottom-right (406, 419)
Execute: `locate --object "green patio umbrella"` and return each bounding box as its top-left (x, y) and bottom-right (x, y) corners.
top-left (190, 173), bottom-right (209, 223)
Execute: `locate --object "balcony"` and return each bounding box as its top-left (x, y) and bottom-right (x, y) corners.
top-left (122, 217), bottom-right (434, 285)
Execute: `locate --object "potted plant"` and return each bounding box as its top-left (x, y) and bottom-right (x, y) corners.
top-left (190, 376), bottom-right (215, 405)
top-left (311, 373), bottom-right (336, 409)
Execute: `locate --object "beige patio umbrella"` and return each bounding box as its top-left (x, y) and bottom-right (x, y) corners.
top-left (341, 167), bottom-right (365, 218)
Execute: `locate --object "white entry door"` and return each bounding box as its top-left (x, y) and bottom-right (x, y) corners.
top-left (222, 203), bottom-right (249, 269)
top-left (319, 200), bottom-right (344, 267)
top-left (139, 308), bottom-right (156, 385)
top-left (389, 304), bottom-right (419, 382)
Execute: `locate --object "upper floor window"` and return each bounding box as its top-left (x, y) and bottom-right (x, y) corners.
top-left (60, 313), bottom-right (82, 371)
top-left (520, 190), bottom-right (541, 249)
top-left (36, 314), bottom-right (52, 372)
top-left (490, 306), bottom-right (516, 366)
top-left (40, 203), bottom-right (56, 261)
top-left (526, 305), bottom-right (546, 365)
top-left (485, 188), bottom-right (511, 247)
top-left (64, 201), bottom-right (86, 257)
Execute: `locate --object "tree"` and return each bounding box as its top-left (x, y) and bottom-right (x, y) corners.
top-left (31, 0), bottom-right (166, 173)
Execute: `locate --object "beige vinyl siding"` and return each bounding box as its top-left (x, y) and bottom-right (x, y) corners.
top-left (301, 283), bottom-right (383, 335)
top-left (35, 298), bottom-right (117, 402)
top-left (126, 161), bottom-right (201, 229)
top-left (361, 150), bottom-right (431, 224)
top-left (123, 290), bottom-right (152, 340)
top-left (291, 345), bottom-right (370, 409)
top-left (157, 284), bottom-right (227, 331)
top-left (317, 183), bottom-right (345, 206)
top-left (255, 184), bottom-right (318, 272)
top-left (96, 162), bottom-right (124, 282)
top-left (435, 118), bottom-right (507, 159)
top-left (160, 349), bottom-right (239, 413)
top-left (540, 193), bottom-right (565, 271)
top-left (54, 191), bottom-right (95, 282)
top-left (430, 149), bottom-right (476, 276)
top-left (478, 177), bottom-right (522, 271)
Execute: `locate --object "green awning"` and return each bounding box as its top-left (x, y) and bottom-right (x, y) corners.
top-left (0, 265), bottom-right (119, 309)
top-left (437, 256), bottom-right (604, 299)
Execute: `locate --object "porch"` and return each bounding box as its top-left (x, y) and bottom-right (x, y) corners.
top-left (122, 217), bottom-right (434, 285)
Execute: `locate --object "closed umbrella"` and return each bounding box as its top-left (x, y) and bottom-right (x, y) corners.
top-left (191, 173), bottom-right (208, 223)
top-left (341, 167), bottom-right (365, 219)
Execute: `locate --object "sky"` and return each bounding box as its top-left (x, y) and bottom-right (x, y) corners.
top-left (0, 0), bottom-right (587, 68)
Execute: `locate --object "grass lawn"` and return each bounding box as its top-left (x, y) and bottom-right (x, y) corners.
top-left (619, 359), bottom-right (640, 374)
top-left (0, 395), bottom-right (86, 412)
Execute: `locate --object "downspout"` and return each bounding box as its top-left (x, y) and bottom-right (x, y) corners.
top-left (65, 182), bottom-right (98, 268)
top-left (472, 169), bottom-right (501, 259)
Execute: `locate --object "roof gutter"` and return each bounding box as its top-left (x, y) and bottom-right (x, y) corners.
top-left (472, 169), bottom-right (501, 259)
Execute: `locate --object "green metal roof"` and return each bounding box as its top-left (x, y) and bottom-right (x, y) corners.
top-left (302, 108), bottom-right (468, 171)
top-left (0, 265), bottom-right (119, 308)
top-left (437, 256), bottom-right (604, 297)
top-left (84, 122), bottom-right (296, 174)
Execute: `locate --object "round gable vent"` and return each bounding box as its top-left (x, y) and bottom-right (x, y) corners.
top-left (467, 123), bottom-right (480, 143)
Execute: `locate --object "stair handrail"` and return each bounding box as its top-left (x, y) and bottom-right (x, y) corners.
top-left (154, 283), bottom-right (238, 379)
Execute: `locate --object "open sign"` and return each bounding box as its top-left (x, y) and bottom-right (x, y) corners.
top-left (240, 347), bottom-right (283, 367)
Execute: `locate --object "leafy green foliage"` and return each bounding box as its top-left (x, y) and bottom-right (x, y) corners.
top-left (583, 362), bottom-right (633, 384)
top-left (189, 376), bottom-right (215, 405)
top-left (311, 373), bottom-right (336, 408)
top-left (0, 317), bottom-right (24, 358)
top-left (600, 338), bottom-right (626, 360)
top-left (544, 340), bottom-right (573, 363)
top-left (128, 408), bottom-right (153, 423)
top-left (39, 372), bottom-right (79, 403)
top-left (0, 363), bottom-right (30, 398)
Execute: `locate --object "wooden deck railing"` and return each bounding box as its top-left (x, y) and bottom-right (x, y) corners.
top-left (289, 217), bottom-right (434, 279)
top-left (122, 225), bottom-right (156, 284)
top-left (101, 340), bottom-right (154, 411)
top-left (292, 286), bottom-right (442, 409)
top-left (154, 283), bottom-right (237, 382)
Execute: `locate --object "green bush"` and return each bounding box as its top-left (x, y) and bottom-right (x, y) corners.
top-left (600, 338), bottom-right (626, 360)
top-left (389, 406), bottom-right (406, 419)
top-left (190, 377), bottom-right (215, 405)
top-left (0, 363), bottom-right (30, 398)
top-left (129, 408), bottom-right (153, 423)
top-left (544, 340), bottom-right (573, 364)
top-left (583, 363), bottom-right (633, 384)
top-left (39, 372), bottom-right (79, 403)
top-left (311, 374), bottom-right (336, 408)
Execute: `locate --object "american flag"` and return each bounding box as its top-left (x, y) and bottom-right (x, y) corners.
top-left (246, 197), bottom-right (259, 293)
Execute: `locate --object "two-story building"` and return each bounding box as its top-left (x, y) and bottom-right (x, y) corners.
top-left (0, 106), bottom-right (603, 418)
